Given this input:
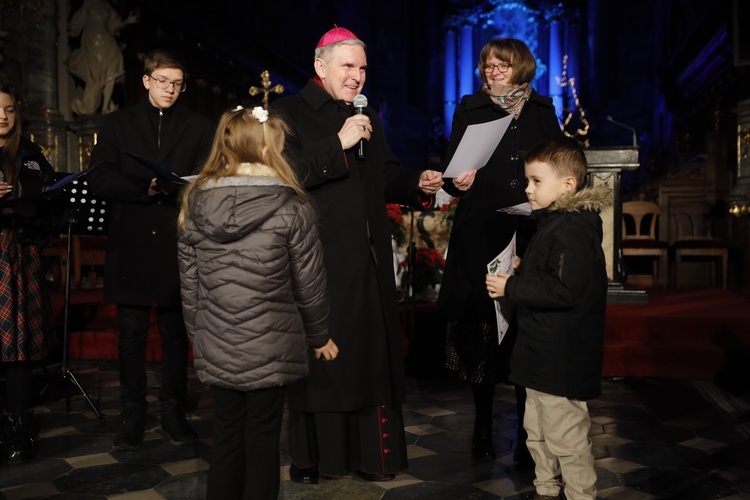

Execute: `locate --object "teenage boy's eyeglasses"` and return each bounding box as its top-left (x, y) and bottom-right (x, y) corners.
top-left (148, 75), bottom-right (187, 93)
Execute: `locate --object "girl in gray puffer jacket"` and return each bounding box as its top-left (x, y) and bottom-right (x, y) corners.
top-left (178, 106), bottom-right (338, 500)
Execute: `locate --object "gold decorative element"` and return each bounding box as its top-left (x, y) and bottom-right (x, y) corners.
top-left (249, 70), bottom-right (284, 109)
top-left (729, 202), bottom-right (748, 217)
top-left (737, 124), bottom-right (750, 176)
top-left (78, 132), bottom-right (97, 173)
top-left (557, 55), bottom-right (590, 147)
top-left (29, 132), bottom-right (59, 171)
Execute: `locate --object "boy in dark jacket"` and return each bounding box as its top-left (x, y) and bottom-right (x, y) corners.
top-left (486, 136), bottom-right (611, 500)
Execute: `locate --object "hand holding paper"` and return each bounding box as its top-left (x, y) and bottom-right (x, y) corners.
top-left (452, 169), bottom-right (476, 191)
top-left (486, 232), bottom-right (517, 344)
top-left (486, 273), bottom-right (509, 298)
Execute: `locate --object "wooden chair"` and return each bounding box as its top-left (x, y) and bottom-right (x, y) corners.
top-left (40, 235), bottom-right (107, 288)
top-left (621, 201), bottom-right (669, 288)
top-left (41, 236), bottom-right (70, 288)
top-left (671, 212), bottom-right (728, 289)
top-left (74, 235), bottom-right (107, 288)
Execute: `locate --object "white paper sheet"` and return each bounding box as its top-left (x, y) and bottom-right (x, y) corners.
top-left (443, 114), bottom-right (514, 178)
top-left (486, 232), bottom-right (516, 344)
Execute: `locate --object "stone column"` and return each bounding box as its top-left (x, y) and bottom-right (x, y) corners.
top-left (585, 147), bottom-right (643, 303)
top-left (68, 115), bottom-right (103, 173)
top-left (2, 0), bottom-right (68, 171)
top-left (548, 19), bottom-right (563, 122)
top-left (458, 24), bottom-right (474, 99)
top-left (443, 28), bottom-right (457, 139)
top-left (730, 99), bottom-right (750, 288)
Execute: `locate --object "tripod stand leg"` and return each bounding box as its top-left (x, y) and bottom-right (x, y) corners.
top-left (38, 218), bottom-right (106, 424)
top-left (62, 367), bottom-right (106, 424)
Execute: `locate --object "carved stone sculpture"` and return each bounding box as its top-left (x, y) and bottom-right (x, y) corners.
top-left (68, 0), bottom-right (138, 115)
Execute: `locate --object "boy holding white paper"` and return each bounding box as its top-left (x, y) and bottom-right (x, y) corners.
top-left (486, 136), bottom-right (611, 500)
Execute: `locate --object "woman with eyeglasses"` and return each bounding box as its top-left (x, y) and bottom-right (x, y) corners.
top-left (437, 38), bottom-right (562, 465)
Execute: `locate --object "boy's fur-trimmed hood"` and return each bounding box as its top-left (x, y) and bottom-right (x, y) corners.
top-left (548, 185), bottom-right (613, 214)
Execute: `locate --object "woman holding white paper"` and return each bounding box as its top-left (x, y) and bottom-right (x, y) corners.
top-left (437, 38), bottom-right (561, 464)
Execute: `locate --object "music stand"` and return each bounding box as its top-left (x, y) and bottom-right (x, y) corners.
top-left (38, 171), bottom-right (107, 423)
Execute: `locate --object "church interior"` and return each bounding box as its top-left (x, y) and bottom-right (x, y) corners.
top-left (1, 0), bottom-right (750, 498)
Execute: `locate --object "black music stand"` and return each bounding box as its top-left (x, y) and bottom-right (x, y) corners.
top-left (38, 170), bottom-right (107, 423)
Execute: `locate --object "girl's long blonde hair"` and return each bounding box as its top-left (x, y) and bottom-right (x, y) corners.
top-left (178, 107), bottom-right (307, 231)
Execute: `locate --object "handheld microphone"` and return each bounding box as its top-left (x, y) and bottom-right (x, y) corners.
top-left (353, 94), bottom-right (368, 160)
top-left (606, 115), bottom-right (638, 148)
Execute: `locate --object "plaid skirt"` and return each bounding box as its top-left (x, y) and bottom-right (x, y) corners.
top-left (0, 240), bottom-right (51, 362)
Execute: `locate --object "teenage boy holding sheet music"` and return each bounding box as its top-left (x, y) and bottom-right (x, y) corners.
top-left (85, 49), bottom-right (214, 451)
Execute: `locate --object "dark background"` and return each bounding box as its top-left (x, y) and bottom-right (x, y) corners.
top-left (61, 0), bottom-right (748, 200)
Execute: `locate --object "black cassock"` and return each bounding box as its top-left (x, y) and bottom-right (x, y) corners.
top-left (272, 80), bottom-right (428, 475)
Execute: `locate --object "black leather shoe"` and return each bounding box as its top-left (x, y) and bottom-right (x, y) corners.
top-left (160, 400), bottom-right (198, 446)
top-left (289, 463), bottom-right (319, 484)
top-left (2, 409), bottom-right (36, 463)
top-left (354, 470), bottom-right (396, 482)
top-left (113, 403), bottom-right (146, 451)
top-left (471, 427), bottom-right (496, 461)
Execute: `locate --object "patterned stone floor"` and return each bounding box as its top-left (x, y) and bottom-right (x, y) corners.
top-left (1, 361), bottom-right (749, 499)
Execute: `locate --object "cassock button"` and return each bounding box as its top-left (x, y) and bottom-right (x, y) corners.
top-left (383, 433), bottom-right (389, 438)
top-left (510, 180), bottom-right (519, 188)
top-left (151, 229), bottom-right (158, 235)
top-left (384, 448), bottom-right (390, 454)
top-left (381, 418), bottom-right (388, 423)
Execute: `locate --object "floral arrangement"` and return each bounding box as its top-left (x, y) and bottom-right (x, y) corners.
top-left (399, 246), bottom-right (446, 296)
top-left (386, 203), bottom-right (407, 247)
top-left (439, 196), bottom-right (459, 234)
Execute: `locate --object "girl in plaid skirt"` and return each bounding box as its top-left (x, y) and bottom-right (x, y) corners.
top-left (0, 86), bottom-right (57, 463)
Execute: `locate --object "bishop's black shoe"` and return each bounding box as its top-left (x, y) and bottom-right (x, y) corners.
top-left (289, 463), bottom-right (319, 484)
top-left (354, 470), bottom-right (396, 482)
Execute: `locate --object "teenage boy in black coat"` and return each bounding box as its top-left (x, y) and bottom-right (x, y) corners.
top-left (86, 49), bottom-right (214, 451)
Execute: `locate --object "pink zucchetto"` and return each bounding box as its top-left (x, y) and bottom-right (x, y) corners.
top-left (316, 25), bottom-right (358, 48)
